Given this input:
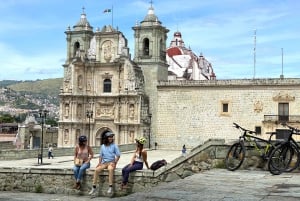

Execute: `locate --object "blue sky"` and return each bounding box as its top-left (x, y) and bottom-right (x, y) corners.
top-left (0, 0), bottom-right (299, 80)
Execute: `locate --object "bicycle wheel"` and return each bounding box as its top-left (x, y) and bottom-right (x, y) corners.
top-left (268, 142), bottom-right (297, 175)
top-left (284, 143), bottom-right (300, 173)
top-left (225, 142), bottom-right (245, 171)
top-left (266, 142), bottom-right (282, 175)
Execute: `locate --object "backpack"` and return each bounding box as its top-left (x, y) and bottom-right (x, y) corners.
top-left (150, 159), bottom-right (167, 171)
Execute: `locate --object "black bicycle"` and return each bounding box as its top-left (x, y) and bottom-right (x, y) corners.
top-left (268, 124), bottom-right (300, 175)
top-left (225, 123), bottom-right (278, 171)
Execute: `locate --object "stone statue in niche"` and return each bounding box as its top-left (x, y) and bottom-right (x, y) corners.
top-left (78, 75), bottom-right (83, 89)
top-left (64, 83), bottom-right (69, 92)
top-left (87, 80), bottom-right (91, 91)
top-left (129, 104), bottom-right (134, 118)
top-left (65, 103), bottom-right (70, 117)
top-left (129, 131), bottom-right (134, 143)
top-left (64, 129), bottom-right (69, 142)
top-left (77, 104), bottom-right (82, 119)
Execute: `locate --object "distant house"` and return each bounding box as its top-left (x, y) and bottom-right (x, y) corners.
top-left (0, 123), bottom-right (18, 149)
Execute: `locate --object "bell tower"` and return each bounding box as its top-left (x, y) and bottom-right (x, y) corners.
top-left (64, 7), bottom-right (94, 64)
top-left (132, 4), bottom-right (169, 148)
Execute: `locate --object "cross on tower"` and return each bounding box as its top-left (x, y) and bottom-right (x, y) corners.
top-left (82, 6), bottom-right (85, 14)
top-left (150, 0), bottom-right (153, 8)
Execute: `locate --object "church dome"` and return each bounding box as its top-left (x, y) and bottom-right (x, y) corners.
top-left (73, 11), bottom-right (93, 31)
top-left (140, 6), bottom-right (161, 26)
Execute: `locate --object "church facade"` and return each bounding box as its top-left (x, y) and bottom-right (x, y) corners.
top-left (58, 6), bottom-right (167, 147)
top-left (58, 5), bottom-right (300, 149)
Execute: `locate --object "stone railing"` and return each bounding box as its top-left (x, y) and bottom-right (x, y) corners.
top-left (158, 78), bottom-right (300, 87)
top-left (0, 139), bottom-right (266, 197)
top-left (0, 143), bottom-right (136, 160)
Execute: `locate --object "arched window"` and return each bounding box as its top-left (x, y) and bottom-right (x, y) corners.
top-left (74, 42), bottom-right (80, 57)
top-left (143, 38), bottom-right (149, 56)
top-left (103, 79), bottom-right (112, 93)
top-left (159, 39), bottom-right (164, 58)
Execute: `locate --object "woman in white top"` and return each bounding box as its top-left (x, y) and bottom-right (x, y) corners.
top-left (121, 137), bottom-right (150, 189)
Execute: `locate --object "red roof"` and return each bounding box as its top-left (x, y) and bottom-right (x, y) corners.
top-left (167, 47), bottom-right (182, 57)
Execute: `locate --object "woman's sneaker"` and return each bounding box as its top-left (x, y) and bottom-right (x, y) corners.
top-left (107, 186), bottom-right (112, 194)
top-left (89, 187), bottom-right (96, 195)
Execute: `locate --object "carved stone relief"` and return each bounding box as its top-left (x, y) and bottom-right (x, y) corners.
top-left (102, 40), bottom-right (114, 62)
top-left (96, 103), bottom-right (115, 118)
top-left (88, 36), bottom-right (96, 60)
top-left (273, 91), bottom-right (295, 102)
top-left (253, 101), bottom-right (263, 113)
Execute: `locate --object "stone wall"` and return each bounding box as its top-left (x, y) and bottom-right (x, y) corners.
top-left (0, 143), bottom-right (136, 160)
top-left (156, 78), bottom-right (300, 149)
top-left (0, 139), bottom-right (229, 197)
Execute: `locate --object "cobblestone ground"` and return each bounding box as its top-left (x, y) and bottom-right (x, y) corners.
top-left (1, 169), bottom-right (300, 201)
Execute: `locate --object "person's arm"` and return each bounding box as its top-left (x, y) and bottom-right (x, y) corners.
top-left (129, 152), bottom-right (136, 166)
top-left (74, 146), bottom-right (78, 158)
top-left (114, 155), bottom-right (120, 165)
top-left (112, 144), bottom-right (121, 168)
top-left (87, 146), bottom-right (94, 163)
top-left (142, 150), bottom-right (150, 169)
top-left (74, 146), bottom-right (78, 164)
top-left (97, 145), bottom-right (103, 167)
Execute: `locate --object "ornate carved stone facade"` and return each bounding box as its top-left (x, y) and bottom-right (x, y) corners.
top-left (58, 9), bottom-right (154, 147)
top-left (58, 5), bottom-right (300, 150)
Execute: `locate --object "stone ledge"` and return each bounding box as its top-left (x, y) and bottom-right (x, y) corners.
top-left (0, 139), bottom-right (230, 197)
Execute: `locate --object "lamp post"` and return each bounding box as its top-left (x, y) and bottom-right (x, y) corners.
top-left (148, 113), bottom-right (152, 149)
top-left (86, 110), bottom-right (93, 145)
top-left (39, 109), bottom-right (48, 164)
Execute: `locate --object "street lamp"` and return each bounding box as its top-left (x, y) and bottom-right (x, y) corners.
top-left (148, 113), bottom-right (152, 149)
top-left (39, 109), bottom-right (48, 164)
top-left (86, 110), bottom-right (93, 145)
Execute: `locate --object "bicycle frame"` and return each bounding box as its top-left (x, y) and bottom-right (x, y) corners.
top-left (226, 123), bottom-right (277, 171)
top-left (235, 123), bottom-right (276, 157)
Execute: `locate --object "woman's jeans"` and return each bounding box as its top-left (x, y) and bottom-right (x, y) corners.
top-left (73, 162), bottom-right (90, 182)
top-left (122, 161), bottom-right (143, 185)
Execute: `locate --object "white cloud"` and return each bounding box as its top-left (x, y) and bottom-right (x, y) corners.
top-left (0, 0), bottom-right (299, 80)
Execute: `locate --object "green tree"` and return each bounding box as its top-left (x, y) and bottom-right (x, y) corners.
top-left (0, 113), bottom-right (15, 123)
top-left (45, 118), bottom-right (58, 127)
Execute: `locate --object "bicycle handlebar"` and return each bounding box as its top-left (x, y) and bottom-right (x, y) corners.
top-left (233, 122), bottom-right (256, 134)
top-left (282, 123), bottom-right (300, 134)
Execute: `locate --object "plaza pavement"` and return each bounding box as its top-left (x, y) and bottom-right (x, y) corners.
top-left (0, 149), bottom-right (181, 169)
top-left (1, 150), bottom-right (300, 200)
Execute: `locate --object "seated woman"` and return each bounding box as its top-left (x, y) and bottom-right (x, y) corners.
top-left (73, 135), bottom-right (93, 190)
top-left (120, 137), bottom-right (150, 190)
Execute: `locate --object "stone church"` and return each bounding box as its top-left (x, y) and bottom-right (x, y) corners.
top-left (58, 5), bottom-right (168, 147)
top-left (58, 5), bottom-right (300, 149)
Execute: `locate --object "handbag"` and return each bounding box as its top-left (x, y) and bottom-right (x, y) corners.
top-left (74, 158), bottom-right (83, 166)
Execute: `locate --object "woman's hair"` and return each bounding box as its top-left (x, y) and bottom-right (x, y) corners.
top-left (78, 135), bottom-right (87, 147)
top-left (103, 135), bottom-right (114, 145)
top-left (136, 143), bottom-right (144, 158)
